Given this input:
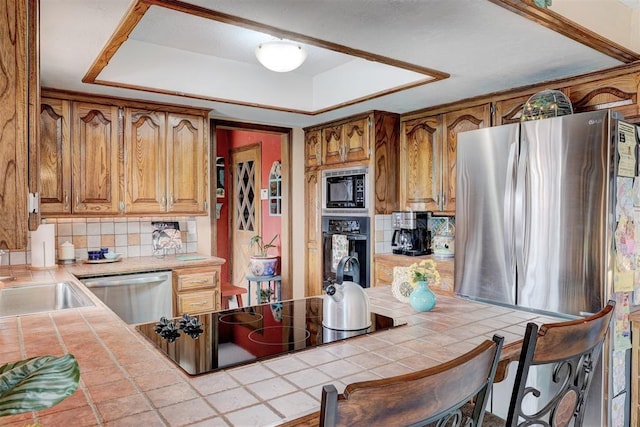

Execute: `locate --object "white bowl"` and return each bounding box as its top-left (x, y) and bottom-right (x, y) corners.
top-left (103, 252), bottom-right (121, 260)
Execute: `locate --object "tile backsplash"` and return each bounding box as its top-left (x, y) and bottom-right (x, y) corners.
top-left (1, 217), bottom-right (198, 266)
top-left (374, 214), bottom-right (455, 254)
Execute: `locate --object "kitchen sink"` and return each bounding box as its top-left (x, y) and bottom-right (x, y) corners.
top-left (0, 281), bottom-right (95, 317)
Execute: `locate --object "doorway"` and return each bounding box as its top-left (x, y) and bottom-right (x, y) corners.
top-left (210, 120), bottom-right (292, 301)
top-left (230, 144), bottom-right (261, 288)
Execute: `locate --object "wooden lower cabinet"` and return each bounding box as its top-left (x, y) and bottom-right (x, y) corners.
top-left (173, 266), bottom-right (221, 315)
top-left (373, 254), bottom-right (454, 295)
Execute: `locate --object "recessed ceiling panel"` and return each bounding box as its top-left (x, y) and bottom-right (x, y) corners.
top-left (95, 3), bottom-right (441, 114)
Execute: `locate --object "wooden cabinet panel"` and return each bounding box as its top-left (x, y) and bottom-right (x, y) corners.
top-left (322, 118), bottom-right (370, 165)
top-left (124, 108), bottom-right (166, 214)
top-left (442, 104), bottom-right (491, 212)
top-left (167, 113), bottom-right (207, 214)
top-left (304, 129), bottom-right (322, 168)
top-left (374, 260), bottom-right (394, 287)
top-left (305, 171), bottom-right (323, 297)
top-left (494, 94), bottom-right (531, 126)
top-left (400, 115), bottom-right (441, 211)
top-left (400, 104), bottom-right (490, 213)
top-left (373, 112), bottom-right (400, 214)
top-left (322, 125), bottom-right (343, 165)
top-left (342, 117), bottom-right (369, 162)
top-left (173, 266), bottom-right (221, 315)
top-left (71, 103), bottom-right (120, 214)
top-left (566, 73), bottom-right (640, 121)
top-left (176, 291), bottom-right (216, 314)
top-left (40, 98), bottom-right (71, 214)
top-left (0, 0), bottom-right (36, 249)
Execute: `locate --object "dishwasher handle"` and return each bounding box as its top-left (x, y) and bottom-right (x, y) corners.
top-left (83, 275), bottom-right (169, 288)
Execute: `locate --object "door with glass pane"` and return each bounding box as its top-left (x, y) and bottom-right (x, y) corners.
top-left (230, 144), bottom-right (261, 287)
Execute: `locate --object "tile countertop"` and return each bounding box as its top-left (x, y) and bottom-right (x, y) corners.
top-left (0, 266), bottom-right (562, 427)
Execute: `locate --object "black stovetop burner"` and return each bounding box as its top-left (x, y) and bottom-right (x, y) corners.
top-left (136, 297), bottom-right (402, 375)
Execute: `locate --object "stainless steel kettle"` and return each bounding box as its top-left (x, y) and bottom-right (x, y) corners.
top-left (322, 256), bottom-right (371, 331)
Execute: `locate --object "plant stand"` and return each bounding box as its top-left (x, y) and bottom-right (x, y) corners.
top-left (246, 275), bottom-right (282, 305)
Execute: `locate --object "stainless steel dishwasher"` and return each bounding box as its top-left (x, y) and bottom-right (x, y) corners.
top-left (81, 271), bottom-right (172, 324)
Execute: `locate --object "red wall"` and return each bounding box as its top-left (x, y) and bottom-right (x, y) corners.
top-left (215, 129), bottom-right (282, 283)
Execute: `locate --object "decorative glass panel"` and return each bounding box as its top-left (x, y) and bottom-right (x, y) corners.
top-left (269, 161), bottom-right (282, 216)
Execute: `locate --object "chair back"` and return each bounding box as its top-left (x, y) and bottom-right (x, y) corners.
top-left (506, 300), bottom-right (616, 427)
top-left (320, 334), bottom-right (504, 427)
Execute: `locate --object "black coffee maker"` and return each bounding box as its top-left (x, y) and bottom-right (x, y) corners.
top-left (391, 211), bottom-right (432, 256)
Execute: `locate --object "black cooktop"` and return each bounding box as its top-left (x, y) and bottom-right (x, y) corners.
top-left (136, 297), bottom-right (401, 375)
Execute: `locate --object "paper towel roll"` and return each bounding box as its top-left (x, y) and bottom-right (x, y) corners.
top-left (31, 223), bottom-right (56, 268)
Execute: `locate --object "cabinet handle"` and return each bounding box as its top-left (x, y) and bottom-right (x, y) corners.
top-left (169, 195), bottom-right (174, 207)
top-left (161, 195), bottom-right (166, 208)
top-left (188, 279), bottom-right (209, 284)
top-left (76, 195), bottom-right (79, 207)
top-left (118, 201), bottom-right (125, 212)
top-left (189, 301), bottom-right (207, 306)
top-left (64, 191), bottom-right (68, 208)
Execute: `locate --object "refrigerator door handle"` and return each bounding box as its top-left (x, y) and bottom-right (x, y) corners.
top-left (514, 137), bottom-right (528, 284)
top-left (504, 141), bottom-right (518, 276)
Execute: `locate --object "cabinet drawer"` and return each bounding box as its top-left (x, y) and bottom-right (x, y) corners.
top-left (176, 271), bottom-right (217, 291)
top-left (177, 290), bottom-right (216, 314)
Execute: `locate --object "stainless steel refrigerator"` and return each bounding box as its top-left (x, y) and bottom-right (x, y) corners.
top-left (454, 109), bottom-right (634, 426)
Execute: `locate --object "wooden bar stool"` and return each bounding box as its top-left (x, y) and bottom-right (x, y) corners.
top-left (221, 282), bottom-right (247, 309)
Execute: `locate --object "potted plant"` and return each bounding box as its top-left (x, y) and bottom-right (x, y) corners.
top-left (248, 234), bottom-right (279, 277)
top-left (0, 354), bottom-right (79, 417)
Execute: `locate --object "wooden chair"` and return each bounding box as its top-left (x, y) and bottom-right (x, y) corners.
top-left (319, 334), bottom-right (504, 427)
top-left (501, 300), bottom-right (616, 427)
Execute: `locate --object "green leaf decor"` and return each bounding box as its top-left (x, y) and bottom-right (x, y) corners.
top-left (0, 354), bottom-right (79, 416)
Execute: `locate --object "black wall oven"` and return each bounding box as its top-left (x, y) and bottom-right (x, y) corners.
top-left (322, 216), bottom-right (370, 288)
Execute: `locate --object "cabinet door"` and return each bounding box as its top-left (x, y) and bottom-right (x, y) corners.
top-left (342, 117), bottom-right (369, 162)
top-left (304, 129), bottom-right (322, 168)
top-left (0, 0), bottom-right (32, 248)
top-left (373, 112), bottom-right (400, 214)
top-left (566, 73), bottom-right (640, 121)
top-left (374, 260), bottom-right (394, 287)
top-left (40, 98), bottom-right (71, 214)
top-left (400, 115), bottom-right (441, 211)
top-left (71, 102), bottom-right (120, 214)
top-left (494, 94), bottom-right (531, 126)
top-left (166, 113), bottom-right (207, 214)
top-left (124, 108), bottom-right (167, 214)
top-left (305, 171), bottom-right (323, 296)
top-left (442, 104), bottom-right (491, 212)
top-left (322, 125), bottom-right (343, 165)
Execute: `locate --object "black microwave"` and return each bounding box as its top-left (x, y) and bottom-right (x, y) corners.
top-left (322, 167), bottom-right (368, 212)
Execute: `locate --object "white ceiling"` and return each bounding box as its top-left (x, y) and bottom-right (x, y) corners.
top-left (40, 0), bottom-right (628, 128)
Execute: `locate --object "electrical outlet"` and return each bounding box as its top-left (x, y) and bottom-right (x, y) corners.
top-left (260, 189), bottom-right (269, 200)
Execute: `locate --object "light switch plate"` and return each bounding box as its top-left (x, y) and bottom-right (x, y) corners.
top-left (260, 189), bottom-right (269, 200)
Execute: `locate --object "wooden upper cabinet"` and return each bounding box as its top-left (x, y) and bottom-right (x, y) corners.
top-left (304, 129), bottom-right (322, 168)
top-left (322, 117), bottom-right (370, 165)
top-left (442, 104), bottom-right (491, 212)
top-left (494, 94), bottom-right (531, 126)
top-left (322, 125), bottom-right (343, 165)
top-left (565, 72), bottom-right (640, 122)
top-left (167, 113), bottom-right (207, 214)
top-left (71, 102), bottom-right (120, 215)
top-left (124, 108), bottom-right (167, 214)
top-left (372, 112), bottom-right (400, 214)
top-left (342, 117), bottom-right (369, 162)
top-left (400, 115), bottom-right (441, 212)
top-left (0, 0), bottom-right (37, 249)
top-left (400, 104), bottom-right (490, 213)
top-left (40, 97), bottom-right (71, 214)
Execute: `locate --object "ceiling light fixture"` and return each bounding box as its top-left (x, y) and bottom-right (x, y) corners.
top-left (255, 41), bottom-right (307, 73)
